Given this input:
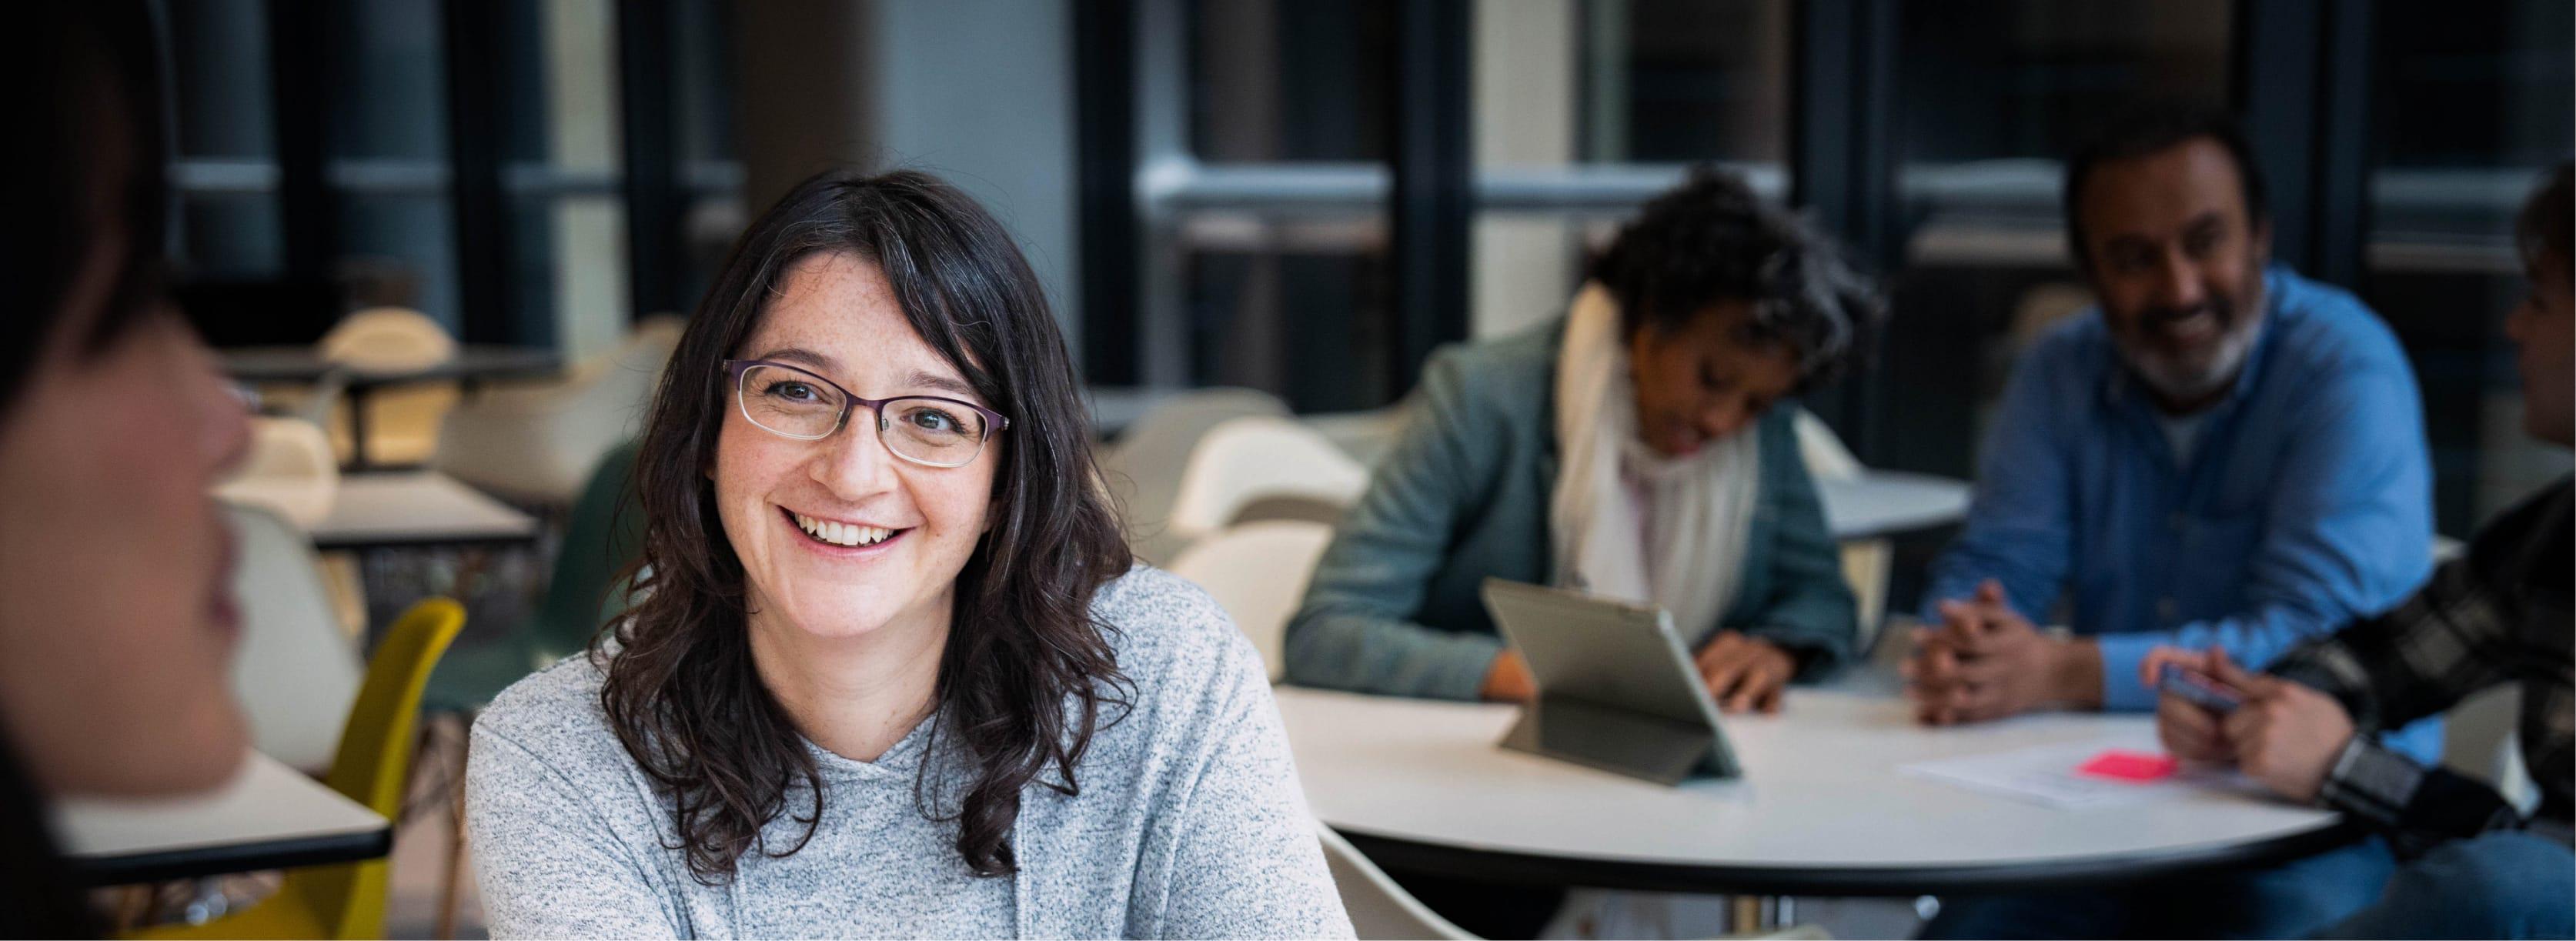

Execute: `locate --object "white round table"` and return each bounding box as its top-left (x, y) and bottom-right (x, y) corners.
top-left (1276, 682), bottom-right (2352, 895)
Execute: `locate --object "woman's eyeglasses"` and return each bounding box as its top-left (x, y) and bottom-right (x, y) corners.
top-left (720, 359), bottom-right (1007, 468)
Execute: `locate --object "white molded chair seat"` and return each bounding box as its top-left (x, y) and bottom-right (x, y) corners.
top-left (1166, 520), bottom-right (1335, 681)
top-left (319, 306), bottom-right (456, 371)
top-left (214, 416), bottom-right (340, 529)
top-left (222, 503), bottom-right (366, 773)
top-left (1162, 415), bottom-right (1368, 559)
top-left (436, 317), bottom-right (680, 505)
top-left (1793, 410), bottom-right (1893, 644)
top-left (1099, 388), bottom-right (1291, 562)
top-left (1318, 823), bottom-right (1475, 940)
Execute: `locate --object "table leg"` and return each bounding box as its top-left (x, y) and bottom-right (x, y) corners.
top-left (343, 385), bottom-right (374, 472)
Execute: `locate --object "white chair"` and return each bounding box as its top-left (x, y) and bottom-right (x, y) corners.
top-left (435, 316), bottom-right (681, 506)
top-left (1159, 415), bottom-right (1369, 564)
top-left (1303, 405), bottom-right (1408, 469)
top-left (222, 503), bottom-right (366, 774)
top-left (1793, 411), bottom-right (1893, 646)
top-left (1166, 520), bottom-right (1335, 681)
top-left (318, 305), bottom-right (457, 370)
top-left (1099, 388), bottom-right (1291, 562)
top-left (319, 306), bottom-right (461, 466)
top-left (214, 416), bottom-right (340, 529)
top-left (1318, 824), bottom-right (1475, 941)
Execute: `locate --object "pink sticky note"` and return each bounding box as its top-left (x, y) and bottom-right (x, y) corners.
top-left (2076, 749), bottom-right (2179, 782)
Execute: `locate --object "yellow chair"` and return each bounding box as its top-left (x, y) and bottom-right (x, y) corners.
top-left (132, 599), bottom-right (466, 941)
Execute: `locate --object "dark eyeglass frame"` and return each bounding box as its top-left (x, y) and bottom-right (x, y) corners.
top-left (720, 359), bottom-right (1010, 467)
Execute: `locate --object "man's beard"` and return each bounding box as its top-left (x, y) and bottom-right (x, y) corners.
top-left (2114, 292), bottom-right (2264, 406)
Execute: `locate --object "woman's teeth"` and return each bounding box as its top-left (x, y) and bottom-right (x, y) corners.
top-left (793, 512), bottom-right (897, 547)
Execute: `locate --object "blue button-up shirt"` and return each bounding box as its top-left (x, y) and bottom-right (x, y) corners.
top-left (1925, 265), bottom-right (2440, 759)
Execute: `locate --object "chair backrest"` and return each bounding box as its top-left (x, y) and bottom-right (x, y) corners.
top-left (318, 306), bottom-right (456, 370)
top-left (214, 417), bottom-right (341, 529)
top-left (533, 439), bottom-right (648, 657)
top-left (1166, 520), bottom-right (1336, 681)
top-left (1318, 824), bottom-right (1477, 940)
top-left (222, 504), bottom-right (366, 772)
top-left (302, 596), bottom-right (465, 939)
top-left (1167, 415), bottom-right (1368, 548)
top-left (1099, 389), bottom-right (1290, 558)
top-left (1791, 409), bottom-right (1864, 483)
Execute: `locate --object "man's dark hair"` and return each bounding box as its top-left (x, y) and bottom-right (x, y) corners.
top-left (2517, 161), bottom-right (2573, 276)
top-left (2062, 102), bottom-right (2270, 272)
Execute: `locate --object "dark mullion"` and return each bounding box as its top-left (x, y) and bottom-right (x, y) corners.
top-left (1789, 0), bottom-right (1898, 462)
top-left (266, 0), bottom-right (335, 284)
top-left (1074, 0), bottom-right (1140, 385)
top-left (2234, 0), bottom-right (2328, 279)
top-left (441, 0), bottom-right (513, 345)
top-left (2308, 0), bottom-right (2376, 290)
top-left (1388, 0), bottom-right (1472, 397)
top-left (618, 0), bottom-right (682, 322)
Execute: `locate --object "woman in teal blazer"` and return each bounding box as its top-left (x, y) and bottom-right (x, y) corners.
top-left (1284, 169), bottom-right (1884, 708)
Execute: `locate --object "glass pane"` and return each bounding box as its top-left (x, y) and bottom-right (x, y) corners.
top-left (1878, 0), bottom-right (2234, 479)
top-left (1580, 0), bottom-right (1790, 165)
top-left (1468, 0), bottom-right (1793, 339)
top-left (512, 196), bottom-right (632, 358)
top-left (502, 0), bottom-right (624, 175)
top-left (178, 193), bottom-right (286, 278)
top-left (168, 0), bottom-right (276, 159)
top-left (675, 0), bottom-right (742, 168)
top-left (339, 195), bottom-right (462, 332)
top-left (1188, 0), bottom-right (1395, 162)
top-left (2364, 0), bottom-right (2574, 533)
top-left (329, 0), bottom-right (449, 161)
top-left (1181, 212), bottom-right (1394, 411)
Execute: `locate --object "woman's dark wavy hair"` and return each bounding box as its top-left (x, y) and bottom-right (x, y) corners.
top-left (1586, 166), bottom-right (1884, 392)
top-left (597, 169), bottom-right (1134, 882)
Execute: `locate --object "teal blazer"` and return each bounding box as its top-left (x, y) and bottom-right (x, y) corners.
top-left (1282, 319), bottom-right (1859, 700)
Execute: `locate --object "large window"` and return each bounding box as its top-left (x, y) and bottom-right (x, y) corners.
top-left (1083, 0), bottom-right (2572, 529)
top-left (2364, 0), bottom-right (2575, 533)
top-left (162, 0), bottom-right (745, 356)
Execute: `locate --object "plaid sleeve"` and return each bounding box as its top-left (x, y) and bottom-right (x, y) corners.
top-left (2266, 552), bottom-right (2519, 735)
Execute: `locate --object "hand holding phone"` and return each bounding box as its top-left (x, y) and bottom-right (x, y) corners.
top-left (2157, 662), bottom-right (2244, 713)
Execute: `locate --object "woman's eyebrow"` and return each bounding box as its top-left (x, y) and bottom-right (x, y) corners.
top-left (907, 369), bottom-right (981, 399)
top-left (754, 346), bottom-right (840, 373)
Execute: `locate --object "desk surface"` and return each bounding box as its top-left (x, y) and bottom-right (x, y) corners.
top-left (1277, 683), bottom-right (2346, 895)
top-left (1816, 471), bottom-right (1973, 540)
top-left (310, 470), bottom-right (541, 550)
top-left (54, 752), bottom-right (391, 884)
top-left (224, 345), bottom-right (560, 386)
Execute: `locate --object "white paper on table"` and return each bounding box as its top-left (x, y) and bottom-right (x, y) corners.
top-left (1898, 737), bottom-right (2237, 809)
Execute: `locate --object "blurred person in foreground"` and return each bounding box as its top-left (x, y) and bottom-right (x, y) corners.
top-left (2147, 160), bottom-right (2574, 941)
top-left (0, 2), bottom-right (258, 936)
top-left (1287, 167), bottom-right (1879, 712)
top-left (1909, 104), bottom-right (2441, 939)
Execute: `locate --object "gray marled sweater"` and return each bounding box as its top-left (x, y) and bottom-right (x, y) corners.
top-left (466, 567), bottom-right (1353, 939)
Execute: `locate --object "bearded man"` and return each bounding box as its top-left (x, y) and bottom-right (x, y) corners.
top-left (1907, 105), bottom-right (2441, 939)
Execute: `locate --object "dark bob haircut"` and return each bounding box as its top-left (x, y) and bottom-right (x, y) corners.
top-left (1585, 166), bottom-right (1883, 392)
top-left (2, 0), bottom-right (168, 418)
top-left (599, 169), bottom-right (1134, 881)
top-left (2063, 102), bottom-right (2270, 272)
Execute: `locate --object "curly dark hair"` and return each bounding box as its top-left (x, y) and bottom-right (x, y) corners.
top-left (1586, 166), bottom-right (1883, 392)
top-left (598, 169), bottom-right (1134, 882)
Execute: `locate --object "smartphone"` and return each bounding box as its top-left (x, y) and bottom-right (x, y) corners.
top-left (2157, 662), bottom-right (2244, 712)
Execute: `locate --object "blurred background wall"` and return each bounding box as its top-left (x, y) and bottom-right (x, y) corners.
top-left (162, 0), bottom-right (2572, 536)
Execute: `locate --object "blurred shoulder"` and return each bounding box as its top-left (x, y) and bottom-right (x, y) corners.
top-left (473, 652), bottom-right (627, 771)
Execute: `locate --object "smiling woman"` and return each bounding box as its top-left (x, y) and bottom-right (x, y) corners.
top-left (462, 169), bottom-right (1351, 939)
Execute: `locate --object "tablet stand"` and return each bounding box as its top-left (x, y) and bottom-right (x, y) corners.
top-left (1500, 694), bottom-right (1733, 786)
